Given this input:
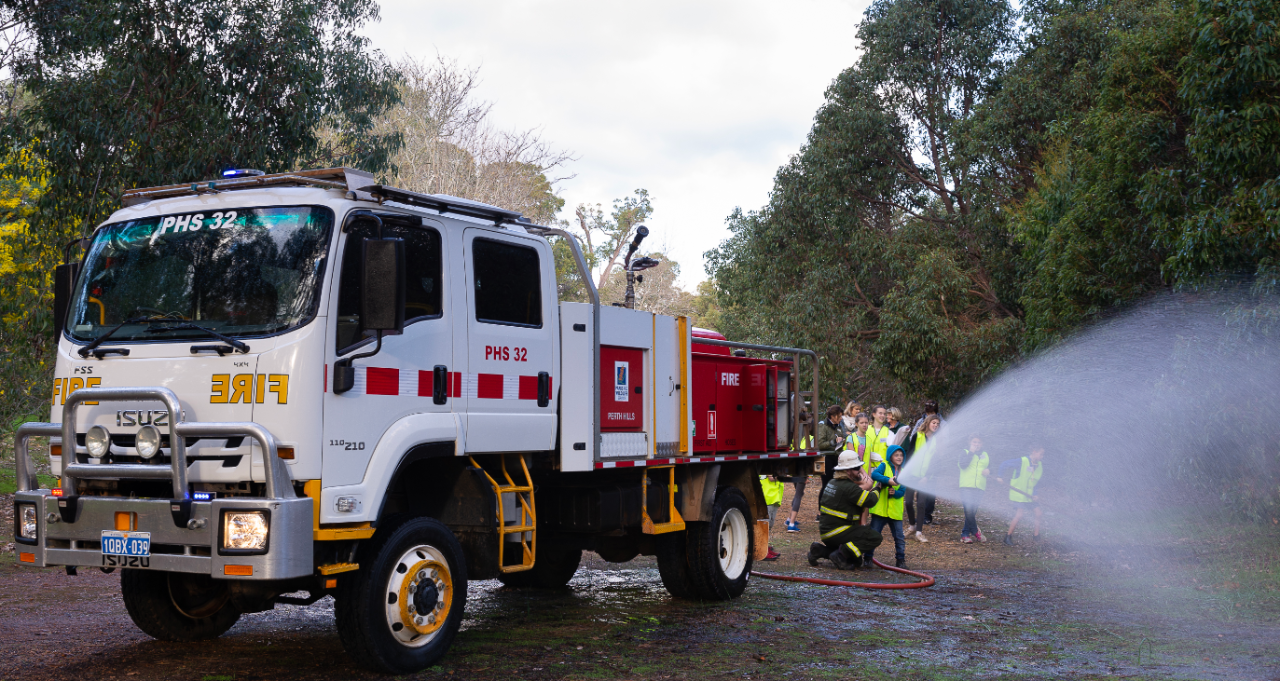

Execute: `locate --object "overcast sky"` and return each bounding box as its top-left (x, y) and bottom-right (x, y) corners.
top-left (365, 0), bottom-right (870, 288)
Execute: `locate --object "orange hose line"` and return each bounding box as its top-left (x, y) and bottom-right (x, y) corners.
top-left (751, 559), bottom-right (936, 590)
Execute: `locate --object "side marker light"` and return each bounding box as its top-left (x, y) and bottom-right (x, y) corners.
top-left (19, 552), bottom-right (35, 563)
top-left (224, 564), bottom-right (253, 576)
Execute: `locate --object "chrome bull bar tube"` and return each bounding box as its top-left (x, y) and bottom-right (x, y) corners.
top-left (14, 422), bottom-right (59, 491)
top-left (57, 386), bottom-right (294, 500)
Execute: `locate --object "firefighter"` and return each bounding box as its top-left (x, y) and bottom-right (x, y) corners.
top-left (807, 451), bottom-right (883, 570)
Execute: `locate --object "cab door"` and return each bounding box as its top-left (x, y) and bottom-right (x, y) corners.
top-left (461, 228), bottom-right (558, 452)
top-left (322, 215), bottom-right (454, 490)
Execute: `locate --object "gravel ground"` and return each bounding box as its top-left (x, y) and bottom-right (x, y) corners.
top-left (1, 483), bottom-right (1277, 681)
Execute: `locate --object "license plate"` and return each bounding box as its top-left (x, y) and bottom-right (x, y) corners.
top-left (101, 530), bottom-right (150, 557)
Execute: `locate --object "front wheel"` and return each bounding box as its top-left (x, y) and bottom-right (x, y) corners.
top-left (336, 517), bottom-right (468, 674)
top-left (120, 570), bottom-right (241, 641)
top-left (685, 486), bottom-right (754, 600)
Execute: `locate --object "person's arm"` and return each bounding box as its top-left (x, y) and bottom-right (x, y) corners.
top-left (996, 457), bottom-right (1020, 483)
top-left (870, 463), bottom-right (893, 486)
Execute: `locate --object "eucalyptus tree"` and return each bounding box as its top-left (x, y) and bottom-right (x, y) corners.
top-left (707, 0), bottom-right (1021, 405)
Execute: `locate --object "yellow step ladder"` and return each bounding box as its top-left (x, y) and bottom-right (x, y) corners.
top-left (469, 455), bottom-right (536, 573)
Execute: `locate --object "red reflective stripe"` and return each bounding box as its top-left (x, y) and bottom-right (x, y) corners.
top-left (323, 364), bottom-right (327, 393)
top-left (417, 370), bottom-right (432, 397)
top-left (366, 367), bottom-right (399, 396)
top-left (450, 372), bottom-right (462, 398)
top-left (476, 373), bottom-right (503, 399)
top-left (518, 375), bottom-right (538, 400)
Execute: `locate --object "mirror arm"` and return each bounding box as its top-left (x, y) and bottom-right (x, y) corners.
top-left (332, 333), bottom-right (383, 394)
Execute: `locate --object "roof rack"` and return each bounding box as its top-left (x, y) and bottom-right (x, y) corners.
top-left (356, 185), bottom-right (521, 226)
top-left (119, 168), bottom-right (527, 226)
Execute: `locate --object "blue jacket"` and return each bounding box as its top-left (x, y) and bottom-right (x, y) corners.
top-left (871, 447), bottom-right (906, 499)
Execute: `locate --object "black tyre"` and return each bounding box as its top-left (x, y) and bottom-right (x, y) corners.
top-left (656, 531), bottom-right (698, 599)
top-left (685, 486), bottom-right (754, 601)
top-left (497, 548), bottom-right (582, 589)
top-left (120, 569), bottom-right (241, 641)
top-left (335, 517), bottom-right (468, 674)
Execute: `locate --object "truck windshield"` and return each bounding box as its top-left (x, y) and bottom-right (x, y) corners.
top-left (66, 205), bottom-right (334, 344)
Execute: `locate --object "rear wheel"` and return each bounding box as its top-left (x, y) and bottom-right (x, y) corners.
top-left (120, 570), bottom-right (241, 641)
top-left (336, 517), bottom-right (468, 674)
top-left (685, 486), bottom-right (753, 600)
top-left (497, 548), bottom-right (582, 589)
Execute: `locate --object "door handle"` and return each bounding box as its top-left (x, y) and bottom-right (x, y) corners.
top-left (433, 365), bottom-right (448, 405)
top-left (537, 371), bottom-right (550, 408)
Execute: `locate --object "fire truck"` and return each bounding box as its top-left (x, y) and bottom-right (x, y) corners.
top-left (10, 168), bottom-right (820, 674)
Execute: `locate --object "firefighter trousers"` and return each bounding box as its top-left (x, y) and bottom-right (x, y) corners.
top-left (819, 524), bottom-right (883, 563)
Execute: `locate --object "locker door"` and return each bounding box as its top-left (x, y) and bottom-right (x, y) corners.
top-left (692, 359), bottom-right (717, 452)
top-left (740, 365), bottom-right (768, 452)
top-left (715, 363), bottom-right (743, 453)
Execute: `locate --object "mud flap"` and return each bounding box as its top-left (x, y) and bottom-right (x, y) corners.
top-left (753, 519), bottom-right (770, 561)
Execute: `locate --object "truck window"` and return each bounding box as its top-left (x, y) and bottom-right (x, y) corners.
top-left (336, 221), bottom-right (442, 354)
top-left (472, 238), bottom-right (542, 328)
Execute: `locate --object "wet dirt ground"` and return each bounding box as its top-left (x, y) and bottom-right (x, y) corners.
top-left (2, 483), bottom-right (1278, 681)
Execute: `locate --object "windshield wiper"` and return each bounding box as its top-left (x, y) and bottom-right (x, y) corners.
top-left (147, 322), bottom-right (250, 354)
top-left (77, 316), bottom-right (152, 358)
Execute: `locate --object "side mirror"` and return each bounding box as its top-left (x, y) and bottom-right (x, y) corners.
top-left (360, 237), bottom-right (405, 334)
top-left (53, 262), bottom-right (80, 338)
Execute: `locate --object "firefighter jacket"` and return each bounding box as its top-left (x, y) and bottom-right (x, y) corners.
top-left (818, 477), bottom-right (879, 538)
top-left (958, 449), bottom-right (989, 490)
top-left (1007, 456), bottom-right (1043, 502)
top-left (814, 418), bottom-right (847, 454)
top-left (870, 460), bottom-right (905, 520)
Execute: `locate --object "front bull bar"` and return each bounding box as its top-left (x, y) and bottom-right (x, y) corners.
top-left (12, 386), bottom-right (313, 580)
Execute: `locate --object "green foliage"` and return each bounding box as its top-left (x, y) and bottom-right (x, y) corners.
top-left (707, 0), bottom-right (1021, 408)
top-left (0, 0), bottom-right (400, 429)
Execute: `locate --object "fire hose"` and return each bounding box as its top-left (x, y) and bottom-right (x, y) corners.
top-left (752, 559), bottom-right (935, 590)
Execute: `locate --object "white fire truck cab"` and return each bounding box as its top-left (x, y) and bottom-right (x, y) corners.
top-left (11, 167), bottom-right (820, 674)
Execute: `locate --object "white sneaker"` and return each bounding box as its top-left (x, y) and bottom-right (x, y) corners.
top-left (904, 524), bottom-right (915, 534)
top-left (915, 531), bottom-right (928, 543)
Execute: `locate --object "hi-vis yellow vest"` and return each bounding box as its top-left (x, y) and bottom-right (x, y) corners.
top-left (869, 462), bottom-right (904, 520)
top-left (760, 476), bottom-right (785, 506)
top-left (1009, 456), bottom-right (1042, 502)
top-left (846, 432), bottom-right (871, 469)
top-left (958, 449), bottom-right (989, 490)
top-left (793, 434), bottom-right (813, 451)
top-left (911, 433), bottom-right (934, 476)
top-left (867, 425), bottom-right (891, 467)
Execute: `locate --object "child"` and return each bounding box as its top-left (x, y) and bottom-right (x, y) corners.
top-left (957, 435), bottom-right (990, 543)
top-left (759, 474), bottom-right (785, 560)
top-left (904, 414), bottom-right (940, 542)
top-left (867, 445), bottom-right (908, 568)
top-left (996, 446), bottom-right (1045, 545)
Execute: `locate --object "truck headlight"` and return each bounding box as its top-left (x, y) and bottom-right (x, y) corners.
top-left (86, 425), bottom-right (111, 458)
top-left (221, 510), bottom-right (269, 553)
top-left (135, 425), bottom-right (161, 459)
top-left (16, 503), bottom-right (37, 541)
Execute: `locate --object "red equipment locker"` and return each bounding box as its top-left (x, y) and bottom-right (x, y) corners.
top-left (740, 365), bottom-right (768, 452)
top-left (714, 362), bottom-right (743, 452)
top-left (600, 346), bottom-right (644, 432)
top-left (692, 360), bottom-right (717, 451)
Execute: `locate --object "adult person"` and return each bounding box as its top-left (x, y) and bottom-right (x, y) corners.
top-left (887, 407), bottom-right (905, 435)
top-left (815, 405), bottom-right (848, 493)
top-left (867, 405), bottom-right (894, 469)
top-left (913, 399), bottom-right (946, 433)
top-left (867, 445), bottom-right (909, 568)
top-left (807, 452), bottom-right (883, 570)
top-left (903, 414), bottom-right (940, 541)
top-left (957, 435), bottom-right (991, 543)
top-left (841, 401), bottom-right (861, 431)
top-left (996, 446), bottom-right (1046, 545)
